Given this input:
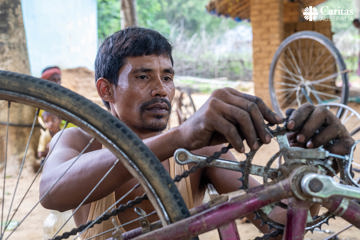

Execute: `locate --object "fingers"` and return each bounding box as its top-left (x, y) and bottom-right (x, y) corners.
top-left (211, 88), bottom-right (279, 146)
top-left (208, 115), bottom-right (245, 152)
top-left (286, 103), bottom-right (354, 155)
top-left (221, 104), bottom-right (260, 150)
top-left (287, 103), bottom-right (314, 130)
top-left (293, 106), bottom-right (330, 145)
top-left (205, 96), bottom-right (256, 152)
top-left (186, 88), bottom-right (284, 153)
top-left (226, 88), bottom-right (283, 124)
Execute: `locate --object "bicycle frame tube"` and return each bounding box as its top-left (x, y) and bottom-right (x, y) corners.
top-left (283, 199), bottom-right (308, 240)
top-left (131, 178), bottom-right (293, 240)
top-left (323, 196), bottom-right (360, 228)
top-left (123, 174), bottom-right (360, 240)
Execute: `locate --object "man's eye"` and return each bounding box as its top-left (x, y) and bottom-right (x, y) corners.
top-left (163, 76), bottom-right (173, 82)
top-left (136, 75), bottom-right (148, 80)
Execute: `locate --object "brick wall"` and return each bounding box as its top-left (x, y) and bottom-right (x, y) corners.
top-left (250, 0), bottom-right (333, 109)
top-left (250, 0), bottom-right (284, 107)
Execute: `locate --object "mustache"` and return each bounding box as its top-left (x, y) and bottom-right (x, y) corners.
top-left (140, 98), bottom-right (172, 112)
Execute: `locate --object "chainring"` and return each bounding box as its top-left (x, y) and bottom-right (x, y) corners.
top-left (239, 125), bottom-right (342, 234)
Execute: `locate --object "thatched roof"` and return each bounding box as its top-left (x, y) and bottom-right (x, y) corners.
top-left (206, 0), bottom-right (327, 21)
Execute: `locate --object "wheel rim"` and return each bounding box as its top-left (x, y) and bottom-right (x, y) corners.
top-left (0, 71), bottom-right (189, 240)
top-left (269, 31), bottom-right (348, 117)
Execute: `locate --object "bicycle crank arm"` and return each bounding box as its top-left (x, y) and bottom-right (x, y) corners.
top-left (174, 148), bottom-right (278, 178)
top-left (301, 173), bottom-right (360, 200)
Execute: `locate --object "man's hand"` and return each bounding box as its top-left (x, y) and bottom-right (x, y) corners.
top-left (286, 103), bottom-right (354, 155)
top-left (177, 88), bottom-right (283, 153)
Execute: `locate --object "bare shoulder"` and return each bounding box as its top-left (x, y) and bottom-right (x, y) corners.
top-left (50, 127), bottom-right (101, 155)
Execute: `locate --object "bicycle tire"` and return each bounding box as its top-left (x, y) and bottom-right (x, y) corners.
top-left (269, 31), bottom-right (349, 117)
top-left (0, 70), bottom-right (189, 239)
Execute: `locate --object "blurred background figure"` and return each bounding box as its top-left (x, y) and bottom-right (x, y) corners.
top-left (37, 111), bottom-right (61, 160)
top-left (35, 66), bottom-right (63, 172)
top-left (38, 67), bottom-right (76, 238)
top-left (41, 66), bottom-right (61, 84)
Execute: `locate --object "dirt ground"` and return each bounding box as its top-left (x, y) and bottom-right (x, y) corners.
top-left (3, 67), bottom-right (360, 239)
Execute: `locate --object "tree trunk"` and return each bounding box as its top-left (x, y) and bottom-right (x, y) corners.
top-left (121, 0), bottom-right (137, 28)
top-left (0, 0), bottom-right (38, 174)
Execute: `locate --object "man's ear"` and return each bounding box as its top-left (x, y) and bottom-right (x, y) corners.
top-left (96, 78), bottom-right (114, 102)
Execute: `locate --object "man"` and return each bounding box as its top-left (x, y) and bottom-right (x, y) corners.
top-left (41, 66), bottom-right (62, 84)
top-left (37, 111), bottom-right (61, 159)
top-left (39, 27), bottom-right (354, 239)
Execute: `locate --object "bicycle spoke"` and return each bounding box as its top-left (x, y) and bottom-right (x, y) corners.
top-left (5, 119), bottom-right (68, 228)
top-left (3, 108), bottom-right (38, 232)
top-left (277, 60), bottom-right (302, 83)
top-left (69, 173), bottom-right (140, 240)
top-left (307, 47), bottom-right (326, 80)
top-left (76, 183), bottom-right (142, 240)
top-left (82, 211), bottom-right (156, 240)
top-left (1, 102), bottom-right (10, 236)
top-left (309, 89), bottom-right (341, 101)
top-left (308, 53), bottom-right (335, 81)
top-left (278, 60), bottom-right (303, 81)
top-left (323, 224), bottom-right (353, 240)
top-left (4, 136), bottom-right (96, 240)
top-left (281, 73), bottom-right (302, 84)
top-left (54, 158), bottom-right (128, 239)
top-left (310, 70), bottom-right (346, 85)
top-left (296, 40), bottom-right (306, 78)
top-left (286, 46), bottom-right (303, 76)
top-left (310, 81), bottom-right (339, 91)
top-left (307, 39), bottom-right (315, 78)
top-left (276, 81), bottom-right (299, 89)
top-left (339, 109), bottom-right (353, 125)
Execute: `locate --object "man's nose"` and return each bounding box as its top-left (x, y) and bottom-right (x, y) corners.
top-left (151, 76), bottom-right (167, 97)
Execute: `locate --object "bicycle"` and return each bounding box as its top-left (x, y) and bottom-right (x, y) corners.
top-left (0, 70), bottom-right (360, 240)
top-left (269, 31), bottom-right (349, 118)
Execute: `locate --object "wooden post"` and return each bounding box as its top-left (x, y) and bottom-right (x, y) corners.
top-left (121, 0), bottom-right (137, 28)
top-left (250, 0), bottom-right (284, 107)
top-left (0, 0), bottom-right (38, 174)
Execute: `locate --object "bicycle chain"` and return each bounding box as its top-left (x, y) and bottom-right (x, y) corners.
top-left (51, 144), bottom-right (233, 240)
top-left (53, 125), bottom-right (290, 240)
top-left (52, 194), bottom-right (148, 240)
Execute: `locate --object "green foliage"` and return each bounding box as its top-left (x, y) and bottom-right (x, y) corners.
top-left (136, 0), bottom-right (238, 37)
top-left (96, 0), bottom-right (250, 81)
top-left (97, 0), bottom-right (121, 42)
top-left (97, 0), bottom-right (238, 40)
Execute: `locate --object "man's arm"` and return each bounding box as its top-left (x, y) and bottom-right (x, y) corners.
top-left (40, 88), bottom-right (282, 211)
top-left (39, 128), bottom-right (132, 211)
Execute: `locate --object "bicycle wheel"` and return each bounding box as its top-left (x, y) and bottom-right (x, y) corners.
top-left (269, 31), bottom-right (349, 117)
top-left (0, 70), bottom-right (189, 239)
top-left (319, 103), bottom-right (360, 188)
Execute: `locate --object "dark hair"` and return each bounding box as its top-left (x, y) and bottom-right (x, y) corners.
top-left (95, 27), bottom-right (173, 109)
top-left (41, 66), bottom-right (61, 74)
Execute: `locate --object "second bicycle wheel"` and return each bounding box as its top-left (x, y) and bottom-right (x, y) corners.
top-left (0, 70), bottom-right (189, 239)
top-left (269, 31), bottom-right (349, 117)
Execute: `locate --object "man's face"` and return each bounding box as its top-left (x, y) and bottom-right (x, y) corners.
top-left (48, 73), bottom-right (61, 84)
top-left (43, 114), bottom-right (61, 135)
top-left (110, 54), bottom-right (175, 137)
